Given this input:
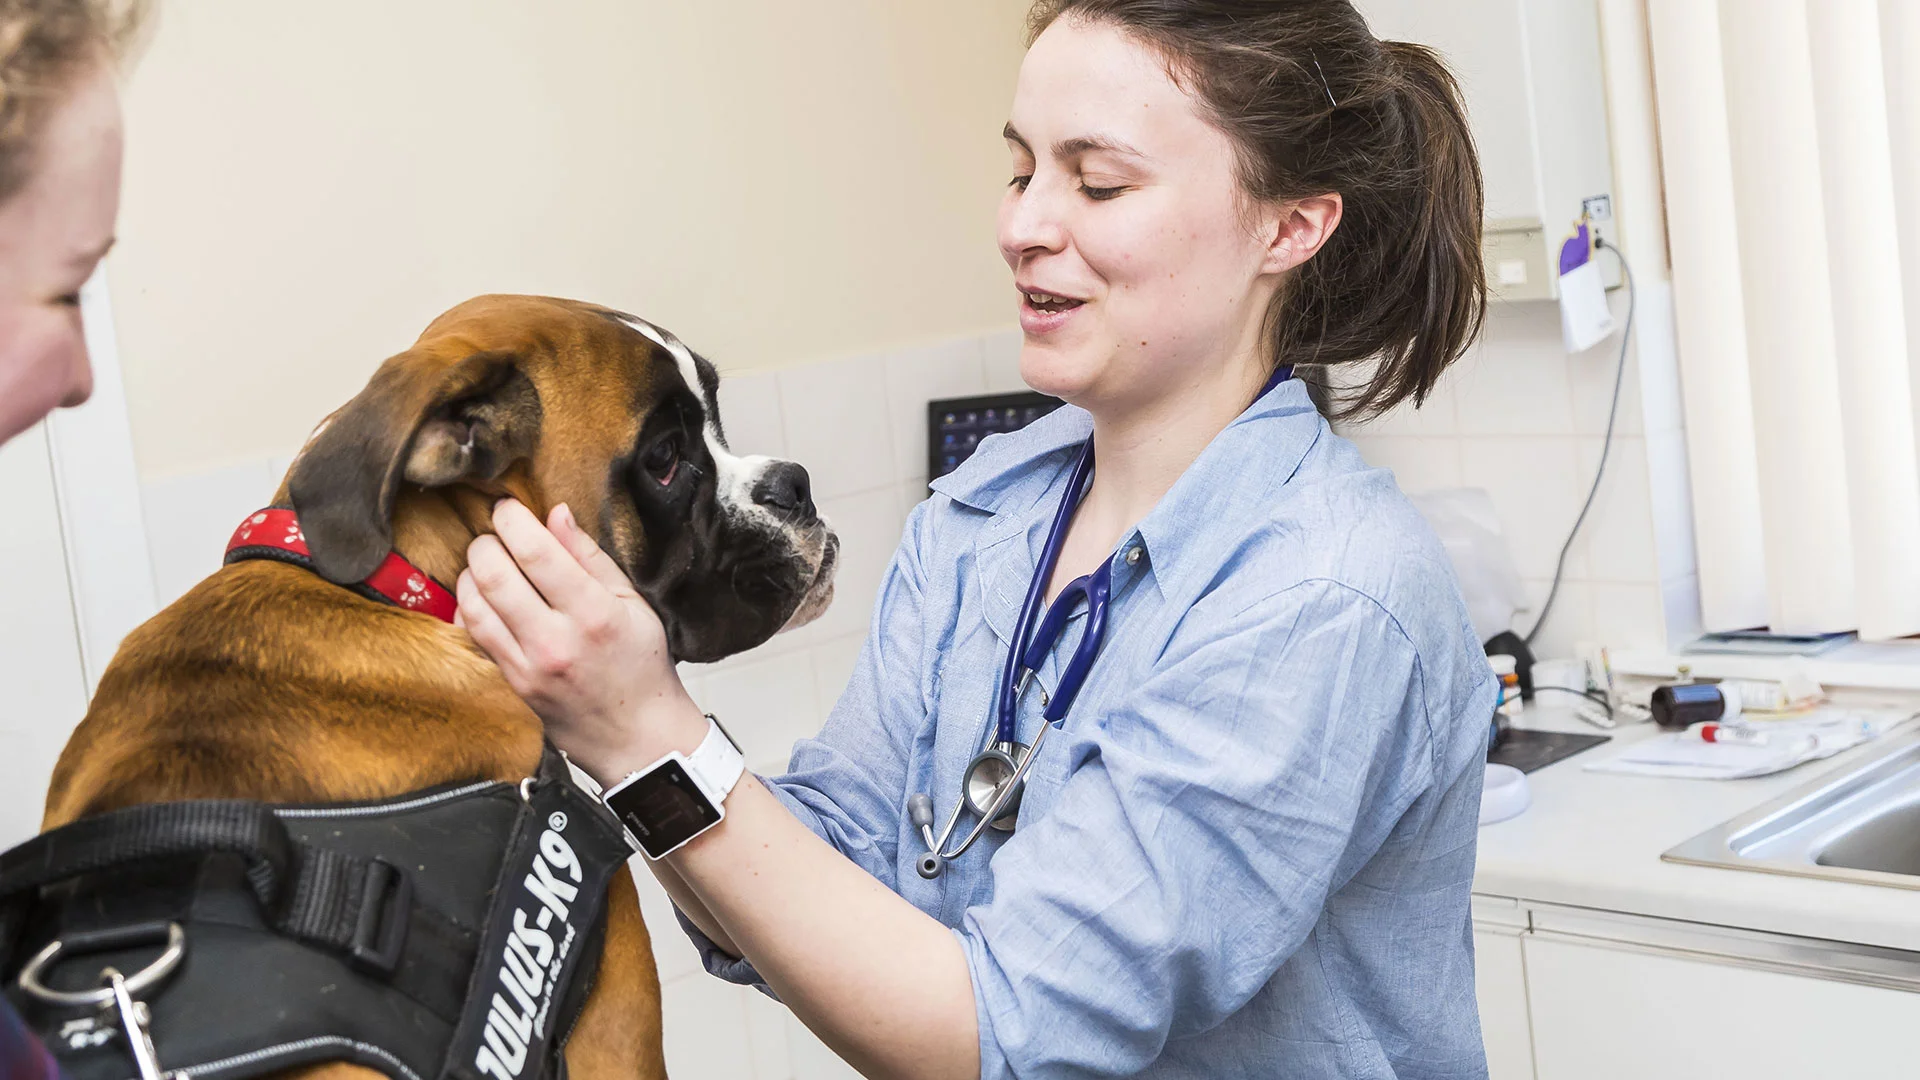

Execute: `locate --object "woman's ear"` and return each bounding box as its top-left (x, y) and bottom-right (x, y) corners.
top-left (1262, 193), bottom-right (1345, 275)
top-left (287, 350), bottom-right (541, 583)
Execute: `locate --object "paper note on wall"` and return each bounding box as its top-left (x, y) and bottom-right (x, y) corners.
top-left (1558, 221), bottom-right (1614, 353)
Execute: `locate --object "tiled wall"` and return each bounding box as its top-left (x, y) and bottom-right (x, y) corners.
top-left (137, 326), bottom-right (1027, 1080)
top-left (133, 303), bottom-right (1676, 1075)
top-left (1342, 291), bottom-right (1684, 662)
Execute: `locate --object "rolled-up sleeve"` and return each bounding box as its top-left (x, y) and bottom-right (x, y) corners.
top-left (960, 579), bottom-right (1436, 1078)
top-left (679, 500), bottom-right (937, 983)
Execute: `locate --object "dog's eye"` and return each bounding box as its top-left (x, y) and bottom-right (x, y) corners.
top-left (642, 436), bottom-right (681, 485)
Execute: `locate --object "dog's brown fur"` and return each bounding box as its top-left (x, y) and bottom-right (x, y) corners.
top-left (33, 295), bottom-right (785, 1080)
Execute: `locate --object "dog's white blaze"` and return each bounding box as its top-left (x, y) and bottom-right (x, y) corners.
top-left (614, 313), bottom-right (778, 529)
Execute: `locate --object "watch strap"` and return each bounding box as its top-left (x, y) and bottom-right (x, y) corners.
top-left (687, 713), bottom-right (746, 803)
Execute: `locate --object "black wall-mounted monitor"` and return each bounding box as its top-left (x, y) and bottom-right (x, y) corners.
top-left (927, 391), bottom-right (1064, 489)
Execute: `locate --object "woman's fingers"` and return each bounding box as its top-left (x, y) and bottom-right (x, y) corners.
top-left (550, 503), bottom-right (641, 599)
top-left (465, 530), bottom-right (564, 641)
top-left (456, 567), bottom-right (529, 676)
top-left (490, 499), bottom-right (608, 616)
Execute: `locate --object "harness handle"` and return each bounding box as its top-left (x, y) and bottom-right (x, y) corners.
top-left (0, 800), bottom-right (295, 910)
top-left (0, 799), bottom-right (417, 979)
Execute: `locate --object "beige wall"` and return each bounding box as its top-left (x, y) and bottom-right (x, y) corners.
top-left (111, 1), bottom-right (1031, 478)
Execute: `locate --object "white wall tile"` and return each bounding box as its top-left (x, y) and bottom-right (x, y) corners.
top-left (882, 337), bottom-right (987, 484)
top-left (1447, 306), bottom-right (1576, 437)
top-left (778, 354), bottom-right (894, 502)
top-left (1590, 582), bottom-right (1667, 652)
top-left (692, 649), bottom-right (821, 774)
top-left (1347, 393), bottom-right (1458, 438)
top-left (1518, 577), bottom-right (1595, 662)
top-left (1567, 334), bottom-right (1643, 438)
top-left (142, 459), bottom-right (280, 607)
top-left (1575, 436), bottom-right (1659, 585)
top-left (720, 371), bottom-right (789, 460)
top-left (1459, 437), bottom-right (1587, 581)
top-left (810, 632), bottom-right (866, 722)
top-left (979, 327), bottom-right (1026, 393)
top-left (629, 856), bottom-right (705, 985)
top-left (784, 485), bottom-right (907, 648)
top-left (899, 478), bottom-right (931, 520)
top-left (788, 1015), bottom-right (864, 1080)
top-left (742, 988), bottom-right (796, 1080)
top-left (1347, 434), bottom-right (1464, 495)
top-left (660, 972), bottom-right (759, 1080)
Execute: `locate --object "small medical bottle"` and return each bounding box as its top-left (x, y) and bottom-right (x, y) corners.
top-left (1489, 654), bottom-right (1523, 718)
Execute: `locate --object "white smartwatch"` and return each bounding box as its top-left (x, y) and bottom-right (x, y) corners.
top-left (602, 714), bottom-right (746, 860)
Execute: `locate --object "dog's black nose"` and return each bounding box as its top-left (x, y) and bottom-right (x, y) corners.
top-left (753, 462), bottom-right (816, 520)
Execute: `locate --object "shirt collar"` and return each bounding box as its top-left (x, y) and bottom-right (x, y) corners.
top-left (932, 378), bottom-right (1325, 606)
top-left (1133, 379), bottom-right (1323, 595)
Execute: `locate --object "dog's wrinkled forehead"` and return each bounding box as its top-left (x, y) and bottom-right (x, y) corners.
top-left (602, 312), bottom-right (776, 522)
top-left (605, 312), bottom-right (724, 443)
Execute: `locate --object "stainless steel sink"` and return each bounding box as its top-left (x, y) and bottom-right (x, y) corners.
top-left (1664, 726), bottom-right (1920, 889)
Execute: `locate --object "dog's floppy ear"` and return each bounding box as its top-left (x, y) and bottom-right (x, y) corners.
top-left (289, 349), bottom-right (541, 583)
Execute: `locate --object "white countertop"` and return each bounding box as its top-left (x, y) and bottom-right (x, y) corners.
top-left (1471, 698), bottom-right (1920, 954)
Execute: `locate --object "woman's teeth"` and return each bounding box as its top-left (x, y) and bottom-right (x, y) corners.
top-left (1026, 291), bottom-right (1082, 312)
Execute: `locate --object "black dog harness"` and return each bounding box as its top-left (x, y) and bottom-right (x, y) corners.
top-left (0, 744), bottom-right (633, 1080)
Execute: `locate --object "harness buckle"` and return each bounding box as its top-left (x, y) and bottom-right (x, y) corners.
top-left (348, 857), bottom-right (412, 977)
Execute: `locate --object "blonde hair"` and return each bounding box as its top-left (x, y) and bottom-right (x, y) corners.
top-left (0, 0), bottom-right (143, 199)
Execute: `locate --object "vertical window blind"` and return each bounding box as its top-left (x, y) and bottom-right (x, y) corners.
top-left (1648, 0), bottom-right (1920, 640)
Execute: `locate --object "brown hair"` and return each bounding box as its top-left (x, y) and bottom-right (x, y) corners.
top-left (0, 0), bottom-right (142, 201)
top-left (1028, 0), bottom-right (1485, 420)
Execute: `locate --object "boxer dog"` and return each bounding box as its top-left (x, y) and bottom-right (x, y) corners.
top-left (38, 294), bottom-right (838, 1079)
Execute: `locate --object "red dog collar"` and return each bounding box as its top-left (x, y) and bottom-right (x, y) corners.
top-left (224, 507), bottom-right (458, 623)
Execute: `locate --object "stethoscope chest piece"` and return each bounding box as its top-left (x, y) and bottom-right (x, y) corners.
top-left (963, 740), bottom-right (1031, 831)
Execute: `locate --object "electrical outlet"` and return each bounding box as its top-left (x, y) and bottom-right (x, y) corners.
top-left (1582, 194), bottom-right (1613, 222)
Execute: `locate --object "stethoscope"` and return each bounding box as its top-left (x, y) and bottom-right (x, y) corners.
top-left (908, 364), bottom-right (1293, 879)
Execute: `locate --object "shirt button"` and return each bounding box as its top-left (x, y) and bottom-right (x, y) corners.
top-left (1125, 546), bottom-right (1144, 566)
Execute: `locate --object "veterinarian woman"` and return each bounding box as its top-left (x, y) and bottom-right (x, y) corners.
top-left (463, 2), bottom-right (1498, 1076)
top-left (0, 1), bottom-right (139, 1074)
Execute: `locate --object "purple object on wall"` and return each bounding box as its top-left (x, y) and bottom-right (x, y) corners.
top-left (1558, 222), bottom-right (1591, 278)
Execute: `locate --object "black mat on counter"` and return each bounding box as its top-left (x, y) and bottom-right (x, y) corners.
top-left (1488, 728), bottom-right (1611, 774)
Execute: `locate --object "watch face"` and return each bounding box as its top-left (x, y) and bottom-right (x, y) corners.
top-left (606, 758), bottom-right (721, 859)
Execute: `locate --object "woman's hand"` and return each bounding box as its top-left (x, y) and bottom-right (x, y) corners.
top-left (457, 499), bottom-right (704, 782)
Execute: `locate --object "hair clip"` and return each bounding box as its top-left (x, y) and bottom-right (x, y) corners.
top-left (1312, 53), bottom-right (1338, 108)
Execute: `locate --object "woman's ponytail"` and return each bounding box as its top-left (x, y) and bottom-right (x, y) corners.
top-left (1028, 1), bottom-right (1488, 420)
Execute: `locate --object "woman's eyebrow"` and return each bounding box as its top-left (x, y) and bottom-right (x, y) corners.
top-left (1001, 124), bottom-right (1147, 164)
top-left (1054, 134), bottom-right (1147, 161)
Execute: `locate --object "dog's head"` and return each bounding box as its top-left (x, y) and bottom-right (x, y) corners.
top-left (284, 294), bottom-right (837, 663)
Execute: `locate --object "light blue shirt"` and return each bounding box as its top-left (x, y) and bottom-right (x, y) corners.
top-left (682, 380), bottom-right (1497, 1078)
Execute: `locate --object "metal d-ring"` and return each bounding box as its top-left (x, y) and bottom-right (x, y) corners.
top-left (519, 777), bottom-right (537, 805)
top-left (18, 922), bottom-right (186, 1009)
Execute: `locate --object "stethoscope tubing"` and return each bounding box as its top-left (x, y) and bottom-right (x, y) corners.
top-left (913, 364), bottom-right (1296, 876)
top-left (993, 439), bottom-right (1097, 744)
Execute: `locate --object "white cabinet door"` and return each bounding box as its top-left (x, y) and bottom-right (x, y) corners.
top-left (1525, 933), bottom-right (1920, 1079)
top-left (1476, 924), bottom-right (1536, 1080)
top-left (0, 423), bottom-right (89, 845)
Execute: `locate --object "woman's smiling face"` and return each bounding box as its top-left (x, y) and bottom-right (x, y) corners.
top-left (998, 16), bottom-right (1284, 413)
